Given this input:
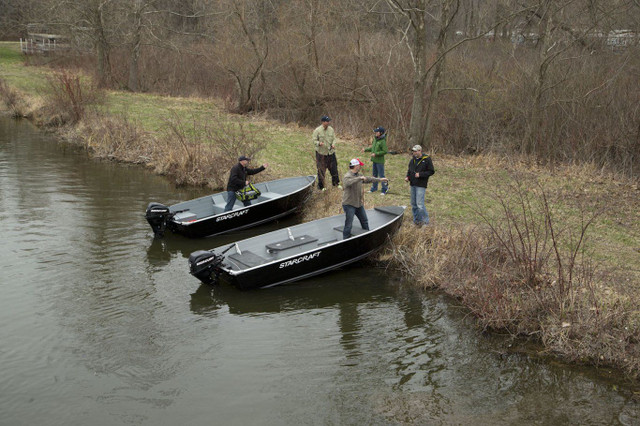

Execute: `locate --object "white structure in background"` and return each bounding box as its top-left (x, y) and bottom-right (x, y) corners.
top-left (20, 33), bottom-right (65, 54)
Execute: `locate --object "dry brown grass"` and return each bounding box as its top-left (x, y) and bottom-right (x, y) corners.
top-left (66, 113), bottom-right (153, 163)
top-left (61, 111), bottom-right (269, 190)
top-left (301, 186), bottom-right (345, 221)
top-left (0, 78), bottom-right (23, 117)
top-left (382, 177), bottom-right (640, 378)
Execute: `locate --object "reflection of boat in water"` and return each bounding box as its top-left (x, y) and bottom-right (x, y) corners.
top-left (188, 206), bottom-right (405, 290)
top-left (145, 175), bottom-right (315, 238)
top-left (145, 238), bottom-right (173, 268)
top-left (189, 269), bottom-right (400, 316)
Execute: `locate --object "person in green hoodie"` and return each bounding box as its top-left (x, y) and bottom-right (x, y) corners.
top-left (362, 126), bottom-right (389, 194)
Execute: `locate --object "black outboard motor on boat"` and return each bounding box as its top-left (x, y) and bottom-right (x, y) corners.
top-left (189, 250), bottom-right (225, 284)
top-left (145, 202), bottom-right (173, 238)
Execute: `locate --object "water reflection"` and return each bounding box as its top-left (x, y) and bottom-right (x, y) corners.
top-left (2, 117), bottom-right (639, 426)
top-left (189, 268), bottom-right (396, 316)
top-left (146, 238), bottom-right (173, 268)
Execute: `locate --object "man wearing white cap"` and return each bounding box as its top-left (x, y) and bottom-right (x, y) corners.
top-left (341, 158), bottom-right (388, 239)
top-left (405, 145), bottom-right (435, 225)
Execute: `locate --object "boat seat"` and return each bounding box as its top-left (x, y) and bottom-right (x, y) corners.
top-left (211, 194), bottom-right (227, 206)
top-left (210, 206), bottom-right (225, 215)
top-left (227, 251), bottom-right (267, 268)
top-left (265, 235), bottom-right (318, 252)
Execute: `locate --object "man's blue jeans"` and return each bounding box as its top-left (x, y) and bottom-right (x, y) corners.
top-left (224, 191), bottom-right (251, 212)
top-left (370, 163), bottom-right (388, 193)
top-left (342, 204), bottom-right (369, 239)
top-left (410, 185), bottom-right (429, 225)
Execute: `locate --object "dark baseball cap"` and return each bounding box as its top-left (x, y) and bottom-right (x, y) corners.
top-left (373, 126), bottom-right (385, 134)
top-left (321, 115), bottom-right (331, 122)
top-left (238, 155), bottom-right (251, 161)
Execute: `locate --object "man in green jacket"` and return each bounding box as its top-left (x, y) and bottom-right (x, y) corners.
top-left (362, 126), bottom-right (389, 194)
top-left (341, 158), bottom-right (388, 239)
top-left (312, 115), bottom-right (341, 190)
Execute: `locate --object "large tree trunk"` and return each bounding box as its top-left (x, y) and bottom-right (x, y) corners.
top-left (422, 0), bottom-right (456, 148)
top-left (524, 0), bottom-right (554, 155)
top-left (94, 4), bottom-right (111, 87)
top-left (128, 1), bottom-right (143, 92)
top-left (407, 0), bottom-right (428, 148)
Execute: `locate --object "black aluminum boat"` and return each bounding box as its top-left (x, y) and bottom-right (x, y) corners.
top-left (188, 206), bottom-right (405, 289)
top-left (145, 175), bottom-right (315, 238)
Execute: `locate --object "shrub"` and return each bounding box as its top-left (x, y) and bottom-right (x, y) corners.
top-left (153, 112), bottom-right (266, 188)
top-left (0, 78), bottom-right (23, 117)
top-left (42, 69), bottom-right (104, 125)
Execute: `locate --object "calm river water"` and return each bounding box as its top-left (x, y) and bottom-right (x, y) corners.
top-left (1, 117), bottom-right (638, 425)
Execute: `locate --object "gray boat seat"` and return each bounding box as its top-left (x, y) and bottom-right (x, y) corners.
top-left (173, 211), bottom-right (197, 222)
top-left (211, 194), bottom-right (227, 206)
top-left (266, 235), bottom-right (318, 252)
top-left (228, 251), bottom-right (267, 268)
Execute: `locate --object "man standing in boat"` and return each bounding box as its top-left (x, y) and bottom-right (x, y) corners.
top-left (312, 115), bottom-right (341, 191)
top-left (341, 158), bottom-right (388, 239)
top-left (224, 156), bottom-right (268, 212)
top-left (405, 145), bottom-right (435, 226)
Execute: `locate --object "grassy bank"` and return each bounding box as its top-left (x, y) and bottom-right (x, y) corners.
top-left (1, 42), bottom-right (639, 379)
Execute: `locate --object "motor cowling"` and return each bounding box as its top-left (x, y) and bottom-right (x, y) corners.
top-left (145, 202), bottom-right (173, 238)
top-left (189, 250), bottom-right (225, 285)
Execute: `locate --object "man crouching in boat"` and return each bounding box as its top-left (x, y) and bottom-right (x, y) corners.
top-left (341, 158), bottom-right (388, 239)
top-left (224, 155), bottom-right (268, 212)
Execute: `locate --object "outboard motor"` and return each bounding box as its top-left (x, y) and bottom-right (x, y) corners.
top-left (145, 202), bottom-right (173, 238)
top-left (189, 250), bottom-right (225, 285)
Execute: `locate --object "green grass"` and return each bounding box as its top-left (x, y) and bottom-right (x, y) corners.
top-left (0, 42), bottom-right (50, 93)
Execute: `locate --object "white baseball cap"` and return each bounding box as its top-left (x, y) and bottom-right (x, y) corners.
top-left (411, 145), bottom-right (422, 151)
top-left (349, 158), bottom-right (364, 167)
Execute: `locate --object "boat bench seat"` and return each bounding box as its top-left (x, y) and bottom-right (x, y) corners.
top-left (266, 235), bottom-right (318, 252)
top-left (228, 251), bottom-right (267, 268)
top-left (211, 194), bottom-right (227, 206)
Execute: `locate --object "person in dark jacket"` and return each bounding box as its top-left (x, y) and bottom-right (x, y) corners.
top-left (405, 145), bottom-right (435, 225)
top-left (224, 155), bottom-right (268, 212)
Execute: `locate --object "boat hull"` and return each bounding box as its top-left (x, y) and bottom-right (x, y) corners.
top-left (169, 187), bottom-right (311, 238)
top-left (210, 206), bottom-right (405, 289)
top-left (147, 176), bottom-right (315, 238)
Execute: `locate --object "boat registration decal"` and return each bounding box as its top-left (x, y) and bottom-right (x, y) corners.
top-left (216, 209), bottom-right (249, 222)
top-left (279, 251), bottom-right (321, 269)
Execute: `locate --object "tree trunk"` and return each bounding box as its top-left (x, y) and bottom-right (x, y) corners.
top-left (524, 0), bottom-right (553, 155)
top-left (422, 0), bottom-right (455, 148)
top-left (94, 5), bottom-right (111, 87)
top-left (407, 0), bottom-right (428, 149)
top-left (128, 1), bottom-right (143, 92)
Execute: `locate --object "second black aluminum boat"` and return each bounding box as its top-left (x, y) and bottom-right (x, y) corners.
top-left (145, 175), bottom-right (315, 238)
top-left (188, 206), bottom-right (405, 289)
